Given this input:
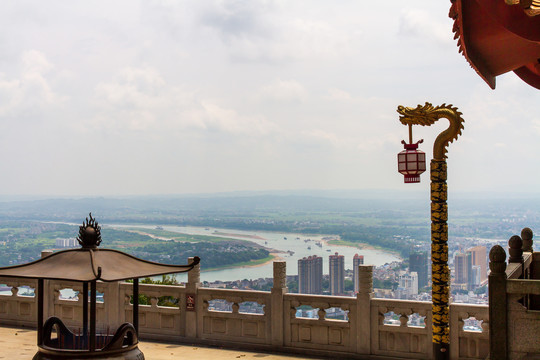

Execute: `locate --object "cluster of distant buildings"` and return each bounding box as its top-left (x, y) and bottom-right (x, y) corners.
top-left (452, 246), bottom-right (487, 291)
top-left (55, 238), bottom-right (78, 248)
top-left (298, 253), bottom-right (364, 296)
top-left (296, 245), bottom-right (488, 300)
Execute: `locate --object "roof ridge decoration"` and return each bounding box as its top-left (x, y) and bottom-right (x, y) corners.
top-left (505, 0), bottom-right (540, 16)
top-left (77, 213), bottom-right (102, 249)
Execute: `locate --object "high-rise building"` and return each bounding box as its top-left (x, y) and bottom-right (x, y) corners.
top-left (409, 251), bottom-right (428, 289)
top-left (329, 252), bottom-right (344, 295)
top-left (454, 252), bottom-right (473, 289)
top-left (352, 254), bottom-right (364, 294)
top-left (467, 246), bottom-right (487, 283)
top-left (298, 256), bottom-right (323, 294)
top-left (471, 265), bottom-right (482, 287)
top-left (398, 271), bottom-right (418, 299)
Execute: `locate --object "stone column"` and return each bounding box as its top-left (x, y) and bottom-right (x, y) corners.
top-left (185, 257), bottom-right (200, 338)
top-left (488, 245), bottom-right (507, 360)
top-left (271, 261), bottom-right (287, 347)
top-left (356, 265), bottom-right (373, 354)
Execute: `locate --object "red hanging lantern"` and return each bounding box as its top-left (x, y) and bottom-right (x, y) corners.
top-left (398, 139), bottom-right (426, 183)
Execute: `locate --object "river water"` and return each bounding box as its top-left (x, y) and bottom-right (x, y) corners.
top-left (110, 224), bottom-right (401, 282)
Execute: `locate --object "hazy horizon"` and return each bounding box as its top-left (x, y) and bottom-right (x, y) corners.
top-left (0, 188), bottom-right (539, 202)
top-left (1, 1), bottom-right (539, 196)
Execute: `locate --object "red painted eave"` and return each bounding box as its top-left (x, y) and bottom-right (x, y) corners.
top-left (450, 0), bottom-right (540, 89)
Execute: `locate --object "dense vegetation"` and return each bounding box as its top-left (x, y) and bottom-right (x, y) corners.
top-left (0, 193), bottom-right (537, 263)
top-left (0, 221), bottom-right (269, 269)
top-left (128, 241), bottom-right (270, 270)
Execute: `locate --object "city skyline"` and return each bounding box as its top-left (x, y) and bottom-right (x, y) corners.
top-left (0, 1), bottom-right (539, 196)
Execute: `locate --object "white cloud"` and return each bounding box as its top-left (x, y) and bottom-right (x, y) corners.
top-left (0, 50), bottom-right (64, 119)
top-left (326, 88), bottom-right (353, 102)
top-left (259, 79), bottom-right (307, 102)
top-left (193, 0), bottom-right (362, 62)
top-left (301, 129), bottom-right (339, 147)
top-left (93, 66), bottom-right (280, 138)
top-left (533, 119), bottom-right (540, 135)
top-left (398, 9), bottom-right (453, 45)
top-left (0, 1), bottom-right (538, 195)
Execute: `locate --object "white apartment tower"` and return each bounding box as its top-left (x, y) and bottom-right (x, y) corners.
top-left (298, 256), bottom-right (323, 294)
top-left (329, 252), bottom-right (345, 295)
top-left (352, 253), bottom-right (364, 294)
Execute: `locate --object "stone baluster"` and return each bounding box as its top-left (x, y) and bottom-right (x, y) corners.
top-left (521, 227), bottom-right (533, 253)
top-left (488, 245), bottom-right (507, 360)
top-left (508, 235), bottom-right (523, 263)
top-left (185, 256), bottom-right (200, 339)
top-left (271, 261), bottom-right (286, 347)
top-left (399, 312), bottom-right (409, 327)
top-left (357, 264), bottom-right (374, 354)
top-left (317, 308), bottom-right (326, 321)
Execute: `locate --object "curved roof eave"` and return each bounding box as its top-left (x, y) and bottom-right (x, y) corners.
top-left (450, 0), bottom-right (540, 90)
top-left (0, 248), bottom-right (200, 282)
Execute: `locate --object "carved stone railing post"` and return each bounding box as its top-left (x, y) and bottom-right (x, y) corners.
top-left (521, 227), bottom-right (533, 253)
top-left (41, 250), bottom-right (53, 321)
top-left (271, 261), bottom-right (287, 347)
top-left (185, 256), bottom-right (200, 338)
top-left (105, 281), bottom-right (121, 330)
top-left (488, 245), bottom-right (507, 360)
top-left (41, 250), bottom-right (53, 258)
top-left (187, 256), bottom-right (201, 288)
top-left (357, 265), bottom-right (373, 355)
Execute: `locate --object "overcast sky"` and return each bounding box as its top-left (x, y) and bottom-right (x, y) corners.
top-left (0, 1), bottom-right (538, 197)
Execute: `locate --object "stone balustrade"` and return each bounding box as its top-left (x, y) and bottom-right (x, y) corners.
top-left (0, 258), bottom-right (494, 360)
top-left (371, 298), bottom-right (433, 359)
top-left (449, 303), bottom-right (489, 360)
top-left (488, 227), bottom-right (540, 360)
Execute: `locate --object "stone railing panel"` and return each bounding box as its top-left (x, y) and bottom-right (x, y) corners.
top-left (0, 277), bottom-right (38, 328)
top-left (50, 280), bottom-right (85, 330)
top-left (121, 282), bottom-right (186, 341)
top-left (371, 299), bottom-right (432, 359)
top-left (449, 303), bottom-right (489, 360)
top-left (0, 260), bottom-right (501, 360)
top-left (198, 288), bottom-right (270, 345)
top-left (283, 293), bottom-right (356, 353)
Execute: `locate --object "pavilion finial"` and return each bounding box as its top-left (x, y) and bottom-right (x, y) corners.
top-left (77, 213), bottom-right (102, 249)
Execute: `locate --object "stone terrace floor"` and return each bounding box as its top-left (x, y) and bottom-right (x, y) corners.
top-left (0, 326), bottom-right (322, 360)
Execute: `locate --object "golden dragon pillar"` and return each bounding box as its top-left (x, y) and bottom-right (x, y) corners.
top-left (397, 103), bottom-right (464, 360)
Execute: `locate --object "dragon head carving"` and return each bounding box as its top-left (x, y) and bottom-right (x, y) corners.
top-left (397, 102), bottom-right (464, 159)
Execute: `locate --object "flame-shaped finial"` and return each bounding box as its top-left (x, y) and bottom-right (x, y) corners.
top-left (77, 212), bottom-right (102, 248)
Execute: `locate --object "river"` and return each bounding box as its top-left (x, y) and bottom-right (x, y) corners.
top-left (109, 224), bottom-right (401, 282)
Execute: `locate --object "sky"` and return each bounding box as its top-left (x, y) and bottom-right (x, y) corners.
top-left (0, 1), bottom-right (539, 197)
